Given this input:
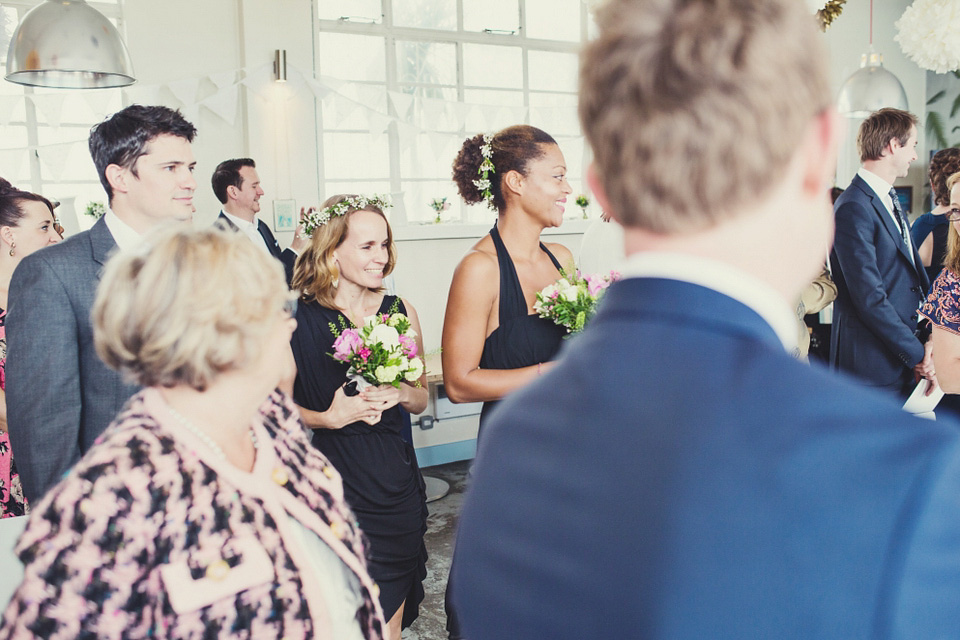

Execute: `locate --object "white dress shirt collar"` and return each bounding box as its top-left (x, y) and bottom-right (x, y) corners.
top-left (103, 209), bottom-right (143, 251)
top-left (222, 210), bottom-right (271, 254)
top-left (619, 251), bottom-right (799, 353)
top-left (857, 167), bottom-right (895, 213)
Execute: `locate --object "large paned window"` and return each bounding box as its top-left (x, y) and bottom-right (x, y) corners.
top-left (316, 0), bottom-right (594, 225)
top-left (0, 1), bottom-right (124, 232)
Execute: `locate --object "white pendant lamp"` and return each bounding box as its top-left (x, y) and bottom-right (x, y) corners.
top-left (5, 0), bottom-right (135, 89)
top-left (836, 0), bottom-right (908, 118)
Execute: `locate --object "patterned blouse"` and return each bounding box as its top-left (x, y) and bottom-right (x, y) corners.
top-left (0, 388), bottom-right (385, 639)
top-left (0, 307), bottom-right (27, 518)
top-left (920, 268), bottom-right (960, 335)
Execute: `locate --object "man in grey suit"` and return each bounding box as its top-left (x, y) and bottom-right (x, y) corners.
top-left (6, 105), bottom-right (198, 502)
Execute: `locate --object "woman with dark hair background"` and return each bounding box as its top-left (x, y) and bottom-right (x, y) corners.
top-left (0, 178), bottom-right (61, 518)
top-left (912, 148), bottom-right (960, 285)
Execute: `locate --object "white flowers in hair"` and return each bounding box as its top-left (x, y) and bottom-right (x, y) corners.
top-left (301, 195), bottom-right (392, 238)
top-left (895, 0), bottom-right (960, 74)
top-left (473, 134), bottom-right (496, 210)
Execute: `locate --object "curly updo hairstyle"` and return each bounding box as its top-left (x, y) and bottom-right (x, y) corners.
top-left (0, 177), bottom-right (55, 228)
top-left (452, 125), bottom-right (558, 213)
top-left (929, 148), bottom-right (960, 207)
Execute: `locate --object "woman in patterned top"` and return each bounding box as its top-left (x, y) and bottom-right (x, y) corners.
top-left (0, 178), bottom-right (61, 518)
top-left (0, 227), bottom-right (386, 639)
top-left (920, 171), bottom-right (960, 395)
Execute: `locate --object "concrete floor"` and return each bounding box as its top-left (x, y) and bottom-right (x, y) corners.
top-left (403, 459), bottom-right (471, 640)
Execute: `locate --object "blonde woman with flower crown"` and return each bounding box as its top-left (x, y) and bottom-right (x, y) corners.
top-left (289, 195), bottom-right (428, 640)
top-left (441, 124), bottom-right (574, 639)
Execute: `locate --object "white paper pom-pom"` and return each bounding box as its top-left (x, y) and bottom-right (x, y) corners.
top-left (896, 0), bottom-right (960, 74)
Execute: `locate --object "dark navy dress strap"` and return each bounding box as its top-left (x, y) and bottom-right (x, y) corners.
top-left (490, 224), bottom-right (563, 326)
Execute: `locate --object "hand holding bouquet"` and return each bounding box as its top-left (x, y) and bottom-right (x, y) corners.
top-left (534, 269), bottom-right (620, 334)
top-left (330, 310), bottom-right (424, 390)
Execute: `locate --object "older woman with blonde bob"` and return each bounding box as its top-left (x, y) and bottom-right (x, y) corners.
top-left (0, 227), bottom-right (387, 640)
top-left (290, 195), bottom-right (428, 640)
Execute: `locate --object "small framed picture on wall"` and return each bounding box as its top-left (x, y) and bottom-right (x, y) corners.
top-left (273, 199), bottom-right (296, 232)
top-left (894, 186), bottom-right (913, 215)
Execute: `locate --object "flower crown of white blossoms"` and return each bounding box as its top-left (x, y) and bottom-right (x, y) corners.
top-left (302, 194), bottom-right (392, 238)
top-left (472, 134), bottom-right (496, 210)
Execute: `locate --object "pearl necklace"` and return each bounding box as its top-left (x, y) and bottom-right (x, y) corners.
top-left (166, 404), bottom-right (259, 462)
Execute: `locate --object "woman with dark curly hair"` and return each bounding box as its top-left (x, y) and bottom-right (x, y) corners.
top-left (441, 125), bottom-right (573, 638)
top-left (0, 178), bottom-right (61, 519)
top-left (911, 148), bottom-right (960, 284)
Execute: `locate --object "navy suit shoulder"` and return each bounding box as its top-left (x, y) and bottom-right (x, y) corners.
top-left (453, 277), bottom-right (960, 640)
top-left (830, 175), bottom-right (927, 389)
top-left (6, 218), bottom-right (138, 502)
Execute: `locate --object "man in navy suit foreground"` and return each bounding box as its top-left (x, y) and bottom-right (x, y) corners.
top-left (451, 1), bottom-right (960, 638)
top-left (211, 157), bottom-right (302, 283)
top-left (831, 109), bottom-right (933, 398)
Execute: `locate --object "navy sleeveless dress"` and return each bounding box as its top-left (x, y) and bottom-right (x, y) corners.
top-left (477, 224), bottom-right (567, 430)
top-left (446, 225), bottom-right (567, 638)
top-left (291, 294), bottom-right (428, 627)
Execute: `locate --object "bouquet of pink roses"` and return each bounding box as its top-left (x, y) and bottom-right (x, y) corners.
top-left (330, 308), bottom-right (424, 390)
top-left (533, 269), bottom-right (620, 334)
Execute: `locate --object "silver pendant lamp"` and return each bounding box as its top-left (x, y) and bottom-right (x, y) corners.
top-left (5, 0), bottom-right (135, 89)
top-left (836, 0), bottom-right (908, 118)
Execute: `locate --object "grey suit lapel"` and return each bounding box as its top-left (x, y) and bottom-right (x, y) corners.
top-left (89, 217), bottom-right (119, 277)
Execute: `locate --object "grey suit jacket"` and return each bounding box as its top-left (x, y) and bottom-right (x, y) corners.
top-left (6, 217), bottom-right (140, 502)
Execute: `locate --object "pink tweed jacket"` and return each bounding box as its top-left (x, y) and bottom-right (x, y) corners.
top-left (0, 388), bottom-right (385, 639)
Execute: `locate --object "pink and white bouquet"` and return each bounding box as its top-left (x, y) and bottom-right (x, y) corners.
top-left (534, 269), bottom-right (620, 334)
top-left (330, 309), bottom-right (424, 390)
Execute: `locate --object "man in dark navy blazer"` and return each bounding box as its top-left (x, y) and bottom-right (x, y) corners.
top-left (830, 109), bottom-right (933, 398)
top-left (211, 158), bottom-right (302, 284)
top-left (450, 1), bottom-right (960, 639)
top-left (6, 105), bottom-right (197, 502)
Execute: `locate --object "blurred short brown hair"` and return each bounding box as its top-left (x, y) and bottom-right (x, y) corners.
top-left (857, 108), bottom-right (918, 163)
top-left (579, 0), bottom-right (830, 233)
top-left (94, 226), bottom-right (291, 391)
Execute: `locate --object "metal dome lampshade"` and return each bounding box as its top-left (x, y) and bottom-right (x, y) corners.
top-left (836, 51), bottom-right (909, 118)
top-left (5, 0), bottom-right (135, 89)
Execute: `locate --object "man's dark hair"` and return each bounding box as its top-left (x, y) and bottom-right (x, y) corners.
top-left (211, 158), bottom-right (256, 204)
top-left (88, 105), bottom-right (197, 203)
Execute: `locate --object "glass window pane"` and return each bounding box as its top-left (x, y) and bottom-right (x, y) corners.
top-left (317, 33), bottom-right (386, 81)
top-left (400, 181), bottom-right (462, 224)
top-left (393, 0), bottom-right (456, 30)
top-left (396, 40), bottom-right (457, 86)
top-left (463, 89), bottom-right (525, 131)
top-left (463, 44), bottom-right (522, 89)
top-left (400, 133), bottom-right (459, 179)
top-left (322, 133), bottom-right (390, 179)
top-left (322, 181), bottom-right (393, 201)
top-left (529, 92), bottom-right (580, 136)
top-left (528, 51), bottom-right (579, 93)
top-left (464, 0), bottom-right (519, 33)
top-left (0, 7), bottom-right (18, 63)
top-left (317, 0), bottom-right (381, 22)
top-left (525, 0), bottom-right (581, 42)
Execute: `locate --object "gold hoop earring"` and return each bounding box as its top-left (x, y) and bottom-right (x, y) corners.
top-left (8, 242), bottom-right (14, 257)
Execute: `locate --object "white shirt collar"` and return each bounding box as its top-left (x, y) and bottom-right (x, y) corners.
top-left (103, 209), bottom-right (143, 251)
top-left (222, 210), bottom-right (257, 231)
top-left (619, 251), bottom-right (799, 353)
top-left (857, 167), bottom-right (894, 212)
